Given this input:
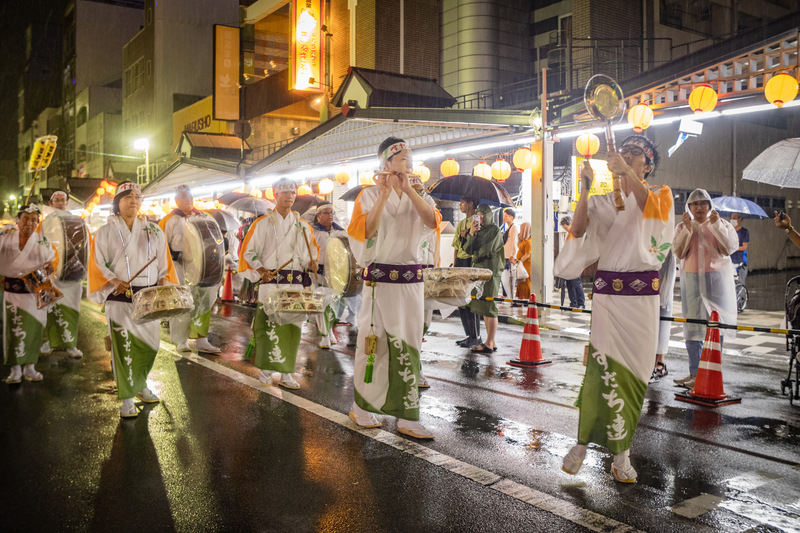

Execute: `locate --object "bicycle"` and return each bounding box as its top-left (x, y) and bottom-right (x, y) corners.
top-left (734, 262), bottom-right (748, 313)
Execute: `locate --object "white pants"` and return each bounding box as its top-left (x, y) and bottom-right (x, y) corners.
top-left (501, 262), bottom-right (517, 299)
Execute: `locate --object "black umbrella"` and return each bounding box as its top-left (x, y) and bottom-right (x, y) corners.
top-left (204, 209), bottom-right (240, 233)
top-left (426, 174), bottom-right (514, 207)
top-left (292, 195), bottom-right (328, 215)
top-left (340, 185), bottom-right (371, 202)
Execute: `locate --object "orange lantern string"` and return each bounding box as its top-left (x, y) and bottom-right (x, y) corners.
top-left (440, 158), bottom-right (459, 177)
top-left (96, 187), bottom-right (105, 196)
top-left (413, 163), bottom-right (431, 183)
top-left (297, 184), bottom-right (312, 196)
top-left (490, 159), bottom-right (511, 182)
top-left (512, 147), bottom-right (534, 171)
top-left (473, 161), bottom-right (492, 180)
top-left (265, 187), bottom-right (275, 201)
top-left (688, 84), bottom-right (718, 113)
top-left (318, 178), bottom-right (335, 195)
top-left (576, 133), bottom-right (600, 159)
top-left (627, 103), bottom-right (653, 132)
top-left (765, 72), bottom-right (799, 108)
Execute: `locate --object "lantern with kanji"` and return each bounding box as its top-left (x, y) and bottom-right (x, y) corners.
top-left (473, 161), bottom-right (492, 180)
top-left (440, 158), bottom-right (459, 177)
top-left (490, 159), bottom-right (511, 182)
top-left (627, 103), bottom-right (653, 132)
top-left (765, 72), bottom-right (799, 108)
top-left (688, 84), bottom-right (718, 113)
top-left (576, 133), bottom-right (600, 159)
top-left (512, 147), bottom-right (534, 171)
top-left (413, 163), bottom-right (431, 183)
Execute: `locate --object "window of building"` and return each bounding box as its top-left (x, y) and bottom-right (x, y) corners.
top-left (125, 57), bottom-right (145, 97)
top-left (76, 106), bottom-right (88, 127)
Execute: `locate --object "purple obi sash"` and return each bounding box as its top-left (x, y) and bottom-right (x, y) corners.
top-left (362, 263), bottom-right (424, 284)
top-left (593, 270), bottom-right (659, 296)
top-left (266, 269), bottom-right (312, 287)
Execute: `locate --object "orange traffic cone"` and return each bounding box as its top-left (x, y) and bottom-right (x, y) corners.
top-left (508, 294), bottom-right (552, 368)
top-left (221, 268), bottom-right (234, 302)
top-left (676, 311), bottom-right (741, 407)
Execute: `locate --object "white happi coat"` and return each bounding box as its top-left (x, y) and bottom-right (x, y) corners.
top-left (349, 187), bottom-right (436, 420)
top-left (0, 228), bottom-right (57, 364)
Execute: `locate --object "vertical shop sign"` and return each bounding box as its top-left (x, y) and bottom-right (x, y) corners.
top-left (290, 0), bottom-right (324, 92)
top-left (214, 25), bottom-right (240, 120)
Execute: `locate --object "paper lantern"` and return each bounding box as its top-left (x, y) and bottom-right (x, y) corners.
top-left (440, 158), bottom-right (459, 177)
top-left (627, 103), bottom-right (653, 132)
top-left (297, 184), bottom-right (312, 196)
top-left (473, 161), bottom-right (492, 180)
top-left (512, 147), bottom-right (534, 171)
top-left (490, 159), bottom-right (511, 182)
top-left (688, 84), bottom-right (718, 113)
top-left (265, 187), bottom-right (275, 200)
top-left (360, 171), bottom-right (375, 186)
top-left (765, 72), bottom-right (799, 108)
top-left (413, 163), bottom-right (431, 183)
top-left (96, 187), bottom-right (105, 196)
top-left (318, 178), bottom-right (334, 195)
top-left (335, 171), bottom-right (350, 185)
top-left (249, 188), bottom-right (261, 198)
top-left (575, 133), bottom-right (600, 159)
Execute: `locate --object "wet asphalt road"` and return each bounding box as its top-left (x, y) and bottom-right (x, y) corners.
top-left (1, 300), bottom-right (799, 533)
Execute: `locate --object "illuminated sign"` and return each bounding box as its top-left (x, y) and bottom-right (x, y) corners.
top-left (570, 156), bottom-right (615, 211)
top-left (214, 25), bottom-right (240, 121)
top-left (291, 0), bottom-right (324, 92)
top-left (172, 96), bottom-right (229, 151)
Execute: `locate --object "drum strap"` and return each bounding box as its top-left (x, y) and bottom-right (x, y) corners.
top-left (106, 285), bottom-right (153, 304)
top-left (3, 277), bottom-right (30, 294)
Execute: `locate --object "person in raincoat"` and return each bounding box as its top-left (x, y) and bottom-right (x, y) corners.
top-left (347, 136), bottom-right (439, 439)
top-left (672, 188), bottom-right (738, 389)
top-left (465, 204), bottom-right (504, 354)
top-left (554, 134), bottom-right (674, 483)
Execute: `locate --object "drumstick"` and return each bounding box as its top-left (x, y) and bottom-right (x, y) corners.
top-left (270, 259), bottom-right (293, 276)
top-left (122, 256), bottom-right (157, 298)
top-left (296, 219), bottom-right (318, 281)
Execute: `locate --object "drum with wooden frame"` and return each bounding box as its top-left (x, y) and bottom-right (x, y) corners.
top-left (41, 214), bottom-right (89, 282)
top-left (325, 236), bottom-right (362, 298)
top-left (132, 285), bottom-right (194, 324)
top-left (183, 215), bottom-right (225, 287)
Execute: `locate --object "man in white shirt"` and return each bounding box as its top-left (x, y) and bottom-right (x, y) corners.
top-left (500, 208), bottom-right (518, 301)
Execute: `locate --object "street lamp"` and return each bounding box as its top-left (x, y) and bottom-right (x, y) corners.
top-left (133, 138), bottom-right (150, 185)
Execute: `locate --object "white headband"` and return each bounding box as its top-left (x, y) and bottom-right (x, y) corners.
top-left (50, 191), bottom-right (68, 201)
top-left (273, 180), bottom-right (297, 194)
top-left (115, 182), bottom-right (141, 197)
top-left (408, 175), bottom-right (423, 188)
top-left (380, 142), bottom-right (408, 161)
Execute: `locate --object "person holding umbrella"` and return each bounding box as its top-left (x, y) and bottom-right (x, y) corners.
top-left (465, 204), bottom-right (505, 354)
top-left (729, 212), bottom-right (749, 286)
top-left (452, 197), bottom-right (482, 347)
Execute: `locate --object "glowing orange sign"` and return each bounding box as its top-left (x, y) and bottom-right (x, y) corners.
top-left (570, 157), bottom-right (615, 211)
top-left (291, 0), bottom-right (324, 92)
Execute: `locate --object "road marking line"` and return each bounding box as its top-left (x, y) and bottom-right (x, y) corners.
top-left (723, 470), bottom-right (782, 492)
top-left (672, 493), bottom-right (724, 518)
top-left (171, 348), bottom-right (641, 533)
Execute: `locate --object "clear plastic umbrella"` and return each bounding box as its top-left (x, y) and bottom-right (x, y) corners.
top-left (742, 138), bottom-right (800, 188)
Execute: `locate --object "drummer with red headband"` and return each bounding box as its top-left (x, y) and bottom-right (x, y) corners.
top-left (347, 136), bottom-right (440, 439)
top-left (39, 190), bottom-right (86, 359)
top-left (0, 204), bottom-right (57, 384)
top-left (239, 178), bottom-right (319, 390)
top-left (159, 184), bottom-right (224, 354)
top-left (88, 182), bottom-right (178, 418)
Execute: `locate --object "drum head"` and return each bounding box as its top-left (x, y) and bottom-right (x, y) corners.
top-left (184, 216), bottom-right (225, 287)
top-left (42, 214), bottom-right (89, 281)
top-left (325, 236), bottom-right (361, 297)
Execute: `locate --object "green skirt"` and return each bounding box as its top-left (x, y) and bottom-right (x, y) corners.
top-left (469, 274), bottom-right (500, 317)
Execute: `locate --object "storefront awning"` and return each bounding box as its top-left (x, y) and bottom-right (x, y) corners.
top-left (142, 158), bottom-right (241, 199)
top-left (246, 107), bottom-right (541, 182)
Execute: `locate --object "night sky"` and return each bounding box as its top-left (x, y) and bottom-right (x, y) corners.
top-left (0, 0), bottom-right (68, 197)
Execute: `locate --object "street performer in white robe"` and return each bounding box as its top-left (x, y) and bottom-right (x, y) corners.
top-left (88, 182), bottom-right (178, 418)
top-left (347, 136), bottom-right (439, 439)
top-left (310, 203), bottom-right (346, 349)
top-left (554, 135), bottom-right (674, 483)
top-left (40, 190), bottom-right (86, 358)
top-left (1, 204), bottom-right (57, 384)
top-left (239, 178), bottom-right (319, 390)
top-left (159, 184), bottom-right (222, 354)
